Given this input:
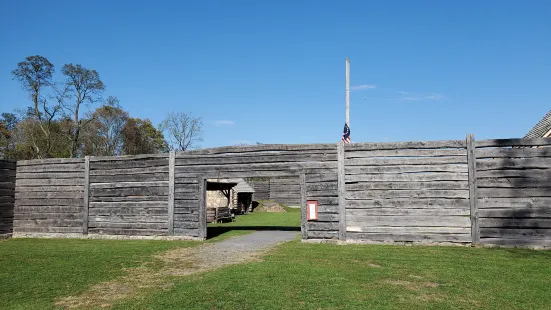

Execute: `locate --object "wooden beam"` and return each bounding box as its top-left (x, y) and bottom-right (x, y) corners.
top-left (198, 177), bottom-right (207, 240)
top-left (168, 151), bottom-right (175, 236)
top-left (338, 142), bottom-right (346, 241)
top-left (83, 156), bottom-right (90, 235)
top-left (300, 173), bottom-right (307, 240)
top-left (467, 134), bottom-right (480, 245)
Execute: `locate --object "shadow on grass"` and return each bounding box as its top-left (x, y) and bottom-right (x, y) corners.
top-left (207, 226), bottom-right (301, 239)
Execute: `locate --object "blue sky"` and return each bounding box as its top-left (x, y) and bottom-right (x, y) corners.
top-left (1, 0), bottom-right (550, 148)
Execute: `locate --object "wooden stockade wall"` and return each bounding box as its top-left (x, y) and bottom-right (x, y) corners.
top-left (174, 144), bottom-right (339, 240)
top-left (475, 138), bottom-right (551, 247)
top-left (0, 160), bottom-right (16, 236)
top-left (14, 159), bottom-right (85, 234)
top-left (269, 177), bottom-right (301, 206)
top-left (342, 140), bottom-right (471, 244)
top-left (251, 180), bottom-right (269, 201)
top-left (88, 154), bottom-right (170, 236)
top-left (8, 137), bottom-right (551, 247)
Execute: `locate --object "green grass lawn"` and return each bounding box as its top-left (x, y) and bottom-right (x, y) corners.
top-left (113, 242), bottom-right (551, 310)
top-left (0, 238), bottom-right (197, 310)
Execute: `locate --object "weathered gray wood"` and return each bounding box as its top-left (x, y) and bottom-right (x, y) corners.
top-left (346, 156), bottom-right (467, 167)
top-left (88, 228), bottom-right (168, 236)
top-left (346, 181), bottom-right (467, 191)
top-left (174, 214), bottom-right (199, 222)
top-left (90, 187), bottom-right (169, 197)
top-left (477, 158), bottom-right (551, 171)
top-left (346, 232), bottom-right (472, 243)
top-left (90, 158), bottom-right (169, 170)
top-left (479, 237), bottom-right (551, 247)
top-left (337, 142), bottom-right (346, 241)
top-left (17, 163), bottom-right (84, 173)
top-left (88, 222), bottom-right (169, 230)
top-left (90, 153), bottom-right (168, 162)
top-left (168, 151), bottom-right (175, 236)
top-left (90, 174), bottom-right (168, 183)
top-left (308, 222), bottom-right (339, 231)
top-left (345, 165), bottom-right (467, 175)
top-left (305, 174), bottom-right (338, 183)
top-left (16, 172), bottom-right (85, 179)
top-left (300, 173), bottom-right (307, 240)
top-left (475, 137), bottom-right (551, 148)
top-left (14, 219), bottom-right (84, 227)
top-left (306, 230), bottom-right (338, 239)
top-left (345, 140), bottom-right (466, 151)
top-left (316, 213), bottom-right (339, 222)
top-left (90, 166), bottom-right (168, 176)
top-left (91, 215), bottom-right (168, 223)
top-left (17, 158), bottom-right (83, 166)
top-left (90, 181), bottom-right (169, 189)
top-left (174, 161), bottom-right (336, 173)
top-left (83, 156), bottom-right (90, 234)
top-left (181, 143), bottom-right (337, 155)
top-left (173, 228), bottom-right (199, 237)
top-left (174, 192), bottom-right (199, 200)
top-left (345, 149), bottom-right (467, 158)
top-left (480, 218), bottom-right (551, 228)
top-left (347, 216), bottom-right (470, 227)
top-left (346, 208), bottom-right (469, 216)
top-left (176, 153), bottom-right (336, 166)
top-left (176, 170), bottom-right (300, 179)
top-left (467, 134), bottom-right (479, 245)
top-left (480, 228), bottom-right (551, 238)
top-left (476, 169), bottom-right (551, 179)
top-left (346, 198), bottom-right (470, 209)
top-left (478, 197), bottom-right (551, 209)
top-left (345, 173), bottom-right (468, 183)
top-left (478, 188), bottom-right (551, 198)
top-left (347, 226), bottom-right (470, 234)
top-left (477, 178), bottom-right (551, 188)
top-left (16, 192), bottom-right (84, 199)
top-left (14, 213), bottom-right (82, 220)
top-left (306, 190), bottom-right (338, 198)
top-left (15, 198), bottom-right (82, 206)
top-left (16, 178), bottom-right (85, 186)
top-left (476, 148), bottom-right (551, 159)
top-left (345, 189), bottom-right (469, 200)
top-left (197, 177), bottom-right (206, 239)
top-left (15, 186), bottom-right (83, 193)
top-left (89, 207), bottom-right (168, 216)
top-left (307, 183), bottom-right (338, 191)
top-left (311, 197), bottom-right (339, 205)
top-left (89, 196), bottom-right (167, 202)
top-left (14, 226), bottom-right (83, 233)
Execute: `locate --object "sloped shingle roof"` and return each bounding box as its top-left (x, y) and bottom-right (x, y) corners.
top-left (525, 109), bottom-right (551, 138)
top-left (206, 178), bottom-right (255, 193)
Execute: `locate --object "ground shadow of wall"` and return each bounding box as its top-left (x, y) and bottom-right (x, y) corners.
top-left (0, 161), bottom-right (16, 237)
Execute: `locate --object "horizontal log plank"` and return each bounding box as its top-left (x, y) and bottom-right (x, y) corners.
top-left (90, 207), bottom-right (167, 216)
top-left (91, 215), bottom-right (168, 223)
top-left (90, 153), bottom-right (168, 162)
top-left (347, 156), bottom-right (467, 167)
top-left (346, 181), bottom-right (467, 191)
top-left (90, 158), bottom-right (168, 170)
top-left (478, 178), bottom-right (551, 188)
top-left (307, 230), bottom-right (338, 239)
top-left (307, 222), bottom-right (339, 231)
top-left (15, 199), bottom-right (82, 206)
top-left (16, 179), bottom-right (84, 186)
top-left (15, 186), bottom-right (83, 193)
top-left (345, 190), bottom-right (469, 200)
top-left (480, 228), bottom-right (551, 238)
top-left (347, 216), bottom-right (471, 227)
top-left (174, 192), bottom-right (199, 200)
top-left (89, 196), bottom-right (168, 202)
top-left (15, 206), bottom-right (83, 213)
top-left (345, 173), bottom-right (468, 183)
top-left (176, 170), bottom-right (302, 179)
top-left (476, 158), bottom-right (551, 170)
top-left (346, 208), bottom-right (470, 216)
top-left (305, 174), bottom-right (338, 183)
top-left (13, 226), bottom-right (82, 233)
top-left (310, 197), bottom-right (339, 205)
top-left (346, 198), bottom-right (470, 209)
top-left (15, 192), bottom-right (84, 199)
top-left (345, 165), bottom-right (467, 175)
top-left (17, 164), bottom-right (84, 173)
top-left (88, 228), bottom-right (167, 236)
top-left (477, 169), bottom-right (551, 179)
top-left (90, 166), bottom-right (168, 176)
top-left (346, 226), bottom-right (470, 234)
top-left (307, 183), bottom-right (338, 191)
top-left (90, 187), bottom-right (168, 197)
top-left (478, 188), bottom-right (551, 198)
top-left (182, 143), bottom-right (337, 155)
top-left (174, 162), bottom-right (336, 173)
top-left (16, 172), bottom-right (84, 179)
top-left (476, 137), bottom-right (551, 148)
top-left (346, 140), bottom-right (466, 151)
top-left (14, 213), bottom-right (82, 220)
top-left (173, 228), bottom-right (199, 237)
top-left (476, 148), bottom-right (551, 159)
top-left (346, 232), bottom-right (471, 243)
top-left (88, 222), bottom-right (168, 230)
top-left (14, 219), bottom-right (83, 227)
top-left (174, 214), bottom-right (199, 222)
top-left (90, 173), bottom-right (168, 183)
top-left (176, 153), bottom-right (336, 166)
top-left (90, 181), bottom-right (168, 189)
top-left (479, 237), bottom-right (551, 247)
top-left (480, 218), bottom-right (551, 228)
top-left (345, 149), bottom-right (467, 158)
top-left (17, 158), bottom-right (83, 166)
top-left (478, 198), bottom-right (551, 209)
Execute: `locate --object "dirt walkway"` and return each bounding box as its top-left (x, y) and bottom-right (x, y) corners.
top-left (55, 231), bottom-right (298, 309)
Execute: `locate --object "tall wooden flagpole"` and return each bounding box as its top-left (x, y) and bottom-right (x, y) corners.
top-left (345, 58), bottom-right (350, 126)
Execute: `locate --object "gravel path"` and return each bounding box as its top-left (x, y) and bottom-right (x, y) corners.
top-left (56, 231), bottom-right (299, 309)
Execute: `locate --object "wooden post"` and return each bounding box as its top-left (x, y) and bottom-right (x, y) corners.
top-left (198, 177), bottom-right (207, 239)
top-left (467, 134), bottom-right (480, 245)
top-left (345, 58), bottom-right (350, 127)
top-left (168, 151), bottom-right (175, 236)
top-left (337, 142), bottom-right (346, 241)
top-left (300, 173), bottom-right (307, 240)
top-left (83, 156), bottom-right (90, 235)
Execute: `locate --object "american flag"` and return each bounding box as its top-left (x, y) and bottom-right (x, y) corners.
top-left (342, 123), bottom-right (351, 143)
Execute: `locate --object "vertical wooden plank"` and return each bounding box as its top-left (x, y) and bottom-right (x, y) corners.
top-left (467, 134), bottom-right (480, 245)
top-left (198, 176), bottom-right (207, 240)
top-left (83, 156), bottom-right (90, 235)
top-left (300, 173), bottom-right (307, 240)
top-left (167, 151), bottom-right (175, 236)
top-left (337, 142), bottom-right (346, 241)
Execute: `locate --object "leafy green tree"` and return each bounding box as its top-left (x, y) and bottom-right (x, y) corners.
top-left (122, 118), bottom-right (168, 155)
